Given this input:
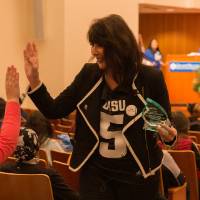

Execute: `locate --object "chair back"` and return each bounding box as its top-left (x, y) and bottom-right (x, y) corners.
top-left (50, 150), bottom-right (71, 164)
top-left (38, 158), bottom-right (48, 169)
top-left (188, 130), bottom-right (200, 143)
top-left (4, 157), bottom-right (48, 169)
top-left (168, 182), bottom-right (187, 200)
top-left (52, 160), bottom-right (79, 191)
top-left (38, 149), bottom-right (49, 163)
top-left (188, 135), bottom-right (198, 143)
top-left (168, 150), bottom-right (199, 200)
top-left (159, 166), bottom-right (187, 200)
top-left (0, 172), bottom-right (54, 200)
top-left (56, 124), bottom-right (72, 132)
top-left (196, 143), bottom-right (200, 151)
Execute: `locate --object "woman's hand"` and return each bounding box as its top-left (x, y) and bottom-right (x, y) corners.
top-left (6, 65), bottom-right (20, 103)
top-left (24, 42), bottom-right (41, 90)
top-left (157, 123), bottom-right (177, 143)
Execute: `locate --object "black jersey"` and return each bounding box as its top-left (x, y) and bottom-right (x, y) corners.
top-left (89, 83), bottom-right (144, 183)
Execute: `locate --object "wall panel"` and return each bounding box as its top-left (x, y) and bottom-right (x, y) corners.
top-left (139, 14), bottom-right (200, 58)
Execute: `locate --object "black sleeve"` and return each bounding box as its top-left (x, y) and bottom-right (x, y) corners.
top-left (47, 169), bottom-right (80, 200)
top-left (150, 70), bottom-right (171, 120)
top-left (163, 135), bottom-right (177, 146)
top-left (28, 64), bottom-right (89, 119)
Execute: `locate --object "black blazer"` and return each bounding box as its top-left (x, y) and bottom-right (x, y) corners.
top-left (29, 63), bottom-right (171, 178)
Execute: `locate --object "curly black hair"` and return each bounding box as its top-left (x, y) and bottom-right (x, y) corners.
top-left (88, 14), bottom-right (142, 87)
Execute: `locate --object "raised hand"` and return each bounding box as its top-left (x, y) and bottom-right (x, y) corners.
top-left (6, 65), bottom-right (20, 103)
top-left (24, 42), bottom-right (41, 89)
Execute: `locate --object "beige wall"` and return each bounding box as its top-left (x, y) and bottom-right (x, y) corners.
top-left (0, 0), bottom-right (65, 109)
top-left (1, 1), bottom-right (200, 109)
top-left (140, 13), bottom-right (200, 57)
top-left (25, 0), bottom-right (65, 108)
top-left (0, 0), bottom-right (32, 101)
top-left (64, 0), bottom-right (139, 85)
top-left (0, 0), bottom-right (139, 109)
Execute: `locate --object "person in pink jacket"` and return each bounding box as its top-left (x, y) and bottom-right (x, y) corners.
top-left (0, 65), bottom-right (20, 163)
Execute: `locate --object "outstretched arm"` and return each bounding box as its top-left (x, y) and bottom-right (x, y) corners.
top-left (0, 66), bottom-right (21, 163)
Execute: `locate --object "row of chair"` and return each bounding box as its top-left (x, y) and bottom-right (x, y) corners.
top-left (39, 149), bottom-right (71, 164)
top-left (38, 149), bottom-right (79, 192)
top-left (50, 111), bottom-right (76, 136)
top-left (0, 149), bottom-right (79, 200)
top-left (0, 149), bottom-right (197, 200)
top-left (40, 148), bottom-right (197, 200)
top-left (188, 130), bottom-right (200, 144)
top-left (42, 149), bottom-right (196, 200)
top-left (162, 150), bottom-right (198, 200)
top-left (0, 156), bottom-right (54, 200)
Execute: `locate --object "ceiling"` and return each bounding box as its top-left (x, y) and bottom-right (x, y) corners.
top-left (139, 4), bottom-right (200, 14)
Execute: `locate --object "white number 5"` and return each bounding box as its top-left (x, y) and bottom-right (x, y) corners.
top-left (99, 112), bottom-right (127, 158)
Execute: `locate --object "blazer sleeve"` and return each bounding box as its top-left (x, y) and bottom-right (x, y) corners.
top-left (149, 69), bottom-right (171, 119)
top-left (28, 64), bottom-right (90, 119)
top-left (0, 101), bottom-right (20, 163)
top-left (149, 69), bottom-right (178, 146)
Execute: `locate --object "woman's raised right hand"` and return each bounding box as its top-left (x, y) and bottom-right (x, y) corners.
top-left (24, 42), bottom-right (41, 90)
top-left (6, 65), bottom-right (20, 103)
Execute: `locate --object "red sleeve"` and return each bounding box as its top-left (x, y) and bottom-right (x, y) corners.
top-left (0, 101), bottom-right (20, 163)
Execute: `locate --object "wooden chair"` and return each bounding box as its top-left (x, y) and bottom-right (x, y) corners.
top-left (38, 158), bottom-right (48, 169)
top-left (168, 183), bottom-right (187, 200)
top-left (60, 118), bottom-right (76, 133)
top-left (53, 129), bottom-right (66, 135)
top-left (196, 143), bottom-right (200, 151)
top-left (50, 150), bottom-right (71, 164)
top-left (53, 130), bottom-right (75, 139)
top-left (38, 149), bottom-right (49, 164)
top-left (188, 135), bottom-right (198, 143)
top-left (66, 110), bottom-right (76, 120)
top-left (0, 172), bottom-right (54, 200)
top-left (159, 167), bottom-right (187, 200)
top-left (4, 157), bottom-right (48, 169)
top-left (188, 130), bottom-right (200, 143)
top-left (60, 118), bottom-right (74, 126)
top-left (168, 150), bottom-right (199, 200)
top-left (52, 160), bottom-right (79, 192)
top-left (56, 124), bottom-right (72, 132)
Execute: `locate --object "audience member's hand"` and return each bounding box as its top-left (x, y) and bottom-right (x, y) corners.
top-left (24, 42), bottom-right (40, 90)
top-left (6, 65), bottom-right (20, 103)
top-left (157, 123), bottom-right (177, 143)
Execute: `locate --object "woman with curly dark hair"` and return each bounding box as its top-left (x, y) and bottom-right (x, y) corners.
top-left (23, 14), bottom-right (177, 200)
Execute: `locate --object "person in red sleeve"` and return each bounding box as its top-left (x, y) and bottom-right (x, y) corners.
top-left (0, 66), bottom-right (21, 163)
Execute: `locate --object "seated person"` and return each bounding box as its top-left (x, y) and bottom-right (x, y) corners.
top-left (25, 110), bottom-right (72, 165)
top-left (0, 127), bottom-right (79, 200)
top-left (171, 111), bottom-right (200, 171)
top-left (187, 103), bottom-right (200, 131)
top-left (0, 66), bottom-right (20, 163)
top-left (144, 39), bottom-right (163, 70)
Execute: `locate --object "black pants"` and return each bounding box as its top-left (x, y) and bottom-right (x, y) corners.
top-left (80, 165), bottom-right (160, 200)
